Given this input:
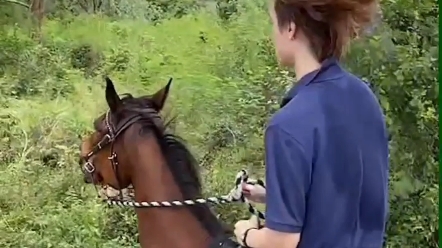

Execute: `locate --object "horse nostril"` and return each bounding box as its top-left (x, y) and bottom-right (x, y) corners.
top-left (83, 174), bottom-right (93, 184)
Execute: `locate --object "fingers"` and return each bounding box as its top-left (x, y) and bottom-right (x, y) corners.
top-left (242, 183), bottom-right (266, 203)
top-left (242, 183), bottom-right (256, 193)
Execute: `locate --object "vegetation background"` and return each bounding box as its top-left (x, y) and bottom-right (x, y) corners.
top-left (0, 0), bottom-right (438, 247)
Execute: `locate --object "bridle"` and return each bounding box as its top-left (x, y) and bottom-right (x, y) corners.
top-left (81, 109), bottom-right (143, 193)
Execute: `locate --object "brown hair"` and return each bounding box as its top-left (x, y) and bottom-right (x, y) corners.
top-left (274, 0), bottom-right (379, 61)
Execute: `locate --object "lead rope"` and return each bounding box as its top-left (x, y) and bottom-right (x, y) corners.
top-left (105, 169), bottom-right (265, 221)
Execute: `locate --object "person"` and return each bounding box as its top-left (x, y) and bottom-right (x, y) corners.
top-left (233, 0), bottom-right (389, 248)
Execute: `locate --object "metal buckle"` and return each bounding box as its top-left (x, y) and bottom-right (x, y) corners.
top-left (104, 133), bottom-right (113, 142)
top-left (108, 152), bottom-right (117, 160)
top-left (84, 161), bottom-right (95, 173)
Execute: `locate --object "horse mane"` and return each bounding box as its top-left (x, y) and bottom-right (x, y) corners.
top-left (113, 94), bottom-right (227, 237)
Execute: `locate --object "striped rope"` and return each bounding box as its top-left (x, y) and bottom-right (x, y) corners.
top-left (105, 169), bottom-right (266, 220)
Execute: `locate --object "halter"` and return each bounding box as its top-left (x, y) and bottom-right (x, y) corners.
top-left (82, 110), bottom-right (142, 195)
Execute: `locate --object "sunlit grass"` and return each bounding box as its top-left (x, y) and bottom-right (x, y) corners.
top-left (0, 11), bottom-right (270, 247)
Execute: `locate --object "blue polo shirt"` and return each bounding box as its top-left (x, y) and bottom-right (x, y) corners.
top-left (264, 58), bottom-right (389, 248)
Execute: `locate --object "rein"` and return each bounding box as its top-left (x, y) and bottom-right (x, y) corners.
top-left (105, 169), bottom-right (266, 220)
top-left (82, 109), bottom-right (266, 222)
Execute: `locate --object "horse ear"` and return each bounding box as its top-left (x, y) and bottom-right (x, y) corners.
top-left (105, 77), bottom-right (121, 112)
top-left (151, 77), bottom-right (172, 111)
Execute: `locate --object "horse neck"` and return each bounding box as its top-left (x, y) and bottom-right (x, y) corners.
top-left (124, 131), bottom-right (213, 248)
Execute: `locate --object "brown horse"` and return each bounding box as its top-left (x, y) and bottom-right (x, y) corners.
top-left (79, 77), bottom-right (239, 248)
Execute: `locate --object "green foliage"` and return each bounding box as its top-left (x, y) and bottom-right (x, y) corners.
top-left (70, 43), bottom-right (104, 77)
top-left (216, 0), bottom-right (239, 21)
top-left (0, 0), bottom-right (438, 247)
top-left (44, 0), bottom-right (202, 22)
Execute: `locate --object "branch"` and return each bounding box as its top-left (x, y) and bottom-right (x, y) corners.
top-left (1, 0), bottom-right (30, 8)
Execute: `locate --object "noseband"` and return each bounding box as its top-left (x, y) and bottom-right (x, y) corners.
top-left (82, 110), bottom-right (143, 189)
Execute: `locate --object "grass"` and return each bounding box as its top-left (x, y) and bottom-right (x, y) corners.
top-left (0, 10), bottom-right (272, 247)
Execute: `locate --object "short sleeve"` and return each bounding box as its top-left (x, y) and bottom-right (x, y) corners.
top-left (264, 125), bottom-right (312, 233)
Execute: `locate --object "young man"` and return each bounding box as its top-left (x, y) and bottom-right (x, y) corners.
top-left (233, 0), bottom-right (389, 248)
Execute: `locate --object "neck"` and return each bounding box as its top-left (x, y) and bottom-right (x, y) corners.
top-left (132, 178), bottom-right (212, 248)
top-left (126, 131), bottom-right (215, 248)
top-left (292, 48), bottom-right (321, 81)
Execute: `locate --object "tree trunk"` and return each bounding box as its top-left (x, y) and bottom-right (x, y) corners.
top-left (30, 0), bottom-right (44, 40)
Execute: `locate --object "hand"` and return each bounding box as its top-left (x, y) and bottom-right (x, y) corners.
top-left (234, 215), bottom-right (260, 246)
top-left (242, 183), bottom-right (266, 203)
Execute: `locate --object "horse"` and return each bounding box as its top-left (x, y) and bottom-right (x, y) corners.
top-left (79, 77), bottom-right (240, 248)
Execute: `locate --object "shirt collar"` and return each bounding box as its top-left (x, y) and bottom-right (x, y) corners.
top-left (280, 57), bottom-right (340, 107)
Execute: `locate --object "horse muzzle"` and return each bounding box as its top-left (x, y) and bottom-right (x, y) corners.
top-left (83, 173), bottom-right (93, 184)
